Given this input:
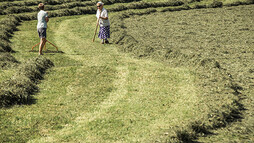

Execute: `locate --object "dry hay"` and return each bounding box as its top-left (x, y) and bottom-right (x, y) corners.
top-left (110, 5), bottom-right (253, 142)
top-left (0, 56), bottom-right (54, 107)
top-left (0, 53), bottom-right (19, 69)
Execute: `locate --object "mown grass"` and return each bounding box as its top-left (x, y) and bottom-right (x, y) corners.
top-left (0, 15), bottom-right (6, 20)
top-left (0, 14), bottom-right (204, 142)
top-left (111, 5), bottom-right (254, 142)
top-left (0, 69), bottom-right (16, 81)
top-left (0, 0), bottom-right (253, 142)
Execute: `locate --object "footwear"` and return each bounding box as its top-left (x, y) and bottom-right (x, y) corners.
top-left (105, 40), bottom-right (109, 44)
top-left (39, 53), bottom-right (43, 55)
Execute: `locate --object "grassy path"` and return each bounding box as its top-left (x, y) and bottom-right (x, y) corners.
top-left (1, 14), bottom-right (202, 142)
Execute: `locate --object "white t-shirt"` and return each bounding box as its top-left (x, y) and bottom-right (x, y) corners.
top-left (96, 8), bottom-right (110, 27)
top-left (37, 10), bottom-right (48, 29)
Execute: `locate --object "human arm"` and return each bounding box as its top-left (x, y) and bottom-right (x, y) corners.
top-left (99, 16), bottom-right (108, 20)
top-left (45, 17), bottom-right (49, 22)
top-left (45, 11), bottom-right (49, 22)
top-left (99, 9), bottom-right (108, 20)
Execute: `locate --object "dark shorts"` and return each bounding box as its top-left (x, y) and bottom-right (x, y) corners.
top-left (37, 28), bottom-right (47, 38)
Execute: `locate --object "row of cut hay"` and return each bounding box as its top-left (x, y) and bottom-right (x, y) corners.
top-left (0, 0), bottom-right (22, 2)
top-left (0, 16), bottom-right (20, 44)
top-left (0, 6), bottom-right (36, 15)
top-left (223, 0), bottom-right (254, 6)
top-left (0, 0), bottom-right (138, 12)
top-left (0, 2), bottom-right (94, 15)
top-left (0, 0), bottom-right (184, 68)
top-left (0, 0), bottom-right (141, 15)
top-left (1, 0), bottom-right (253, 13)
top-left (0, 14), bottom-right (54, 107)
top-left (0, 16), bottom-right (21, 69)
top-left (0, 56), bottom-right (54, 107)
top-left (108, 1), bottom-right (185, 12)
top-left (0, 0), bottom-right (91, 9)
top-left (9, 0), bottom-right (185, 20)
top-left (110, 8), bottom-right (244, 142)
top-left (2, 0), bottom-right (252, 44)
top-left (109, 0), bottom-right (227, 45)
top-left (0, 0), bottom-right (252, 107)
top-left (0, 53), bottom-right (19, 69)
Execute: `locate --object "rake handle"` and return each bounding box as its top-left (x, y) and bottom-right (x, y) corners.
top-left (92, 12), bottom-right (101, 42)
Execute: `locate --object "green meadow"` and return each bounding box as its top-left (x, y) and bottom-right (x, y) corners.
top-left (1, 14), bottom-right (200, 142)
top-left (0, 0), bottom-right (253, 142)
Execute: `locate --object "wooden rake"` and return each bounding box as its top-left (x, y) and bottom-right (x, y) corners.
top-left (92, 11), bottom-right (101, 42)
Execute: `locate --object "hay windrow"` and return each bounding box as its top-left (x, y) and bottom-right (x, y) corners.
top-left (0, 56), bottom-right (54, 108)
top-left (0, 39), bottom-right (13, 53)
top-left (0, 53), bottom-right (19, 69)
top-left (0, 0), bottom-right (142, 15)
top-left (1, 0), bottom-right (253, 56)
top-left (0, 0), bottom-right (253, 141)
top-left (0, 15), bottom-right (21, 53)
top-left (110, 5), bottom-right (253, 142)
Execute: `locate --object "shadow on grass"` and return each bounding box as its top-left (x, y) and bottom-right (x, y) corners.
top-left (25, 95), bottom-right (38, 105)
top-left (0, 56), bottom-right (54, 108)
top-left (29, 50), bottom-right (64, 54)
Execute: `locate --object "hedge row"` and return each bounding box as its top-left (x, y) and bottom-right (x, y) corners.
top-left (110, 8), bottom-right (244, 142)
top-left (0, 56), bottom-right (54, 107)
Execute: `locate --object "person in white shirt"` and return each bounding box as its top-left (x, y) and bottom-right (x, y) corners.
top-left (37, 3), bottom-right (49, 55)
top-left (96, 2), bottom-right (110, 44)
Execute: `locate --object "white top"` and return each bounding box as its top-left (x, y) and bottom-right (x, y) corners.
top-left (96, 8), bottom-right (110, 27)
top-left (37, 10), bottom-right (48, 29)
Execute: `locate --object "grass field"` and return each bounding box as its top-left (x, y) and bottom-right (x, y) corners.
top-left (0, 0), bottom-right (253, 142)
top-left (0, 14), bottom-right (203, 142)
top-left (112, 4), bottom-right (254, 142)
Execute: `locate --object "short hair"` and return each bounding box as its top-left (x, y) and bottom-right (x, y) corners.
top-left (38, 3), bottom-right (44, 10)
top-left (97, 1), bottom-right (104, 6)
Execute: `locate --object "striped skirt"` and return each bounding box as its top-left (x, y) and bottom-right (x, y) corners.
top-left (98, 26), bottom-right (110, 39)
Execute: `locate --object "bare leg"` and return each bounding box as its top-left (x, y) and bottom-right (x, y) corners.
top-left (101, 39), bottom-right (104, 44)
top-left (39, 38), bottom-right (46, 55)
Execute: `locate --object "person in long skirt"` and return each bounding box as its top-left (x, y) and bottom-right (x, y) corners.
top-left (96, 2), bottom-right (110, 44)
